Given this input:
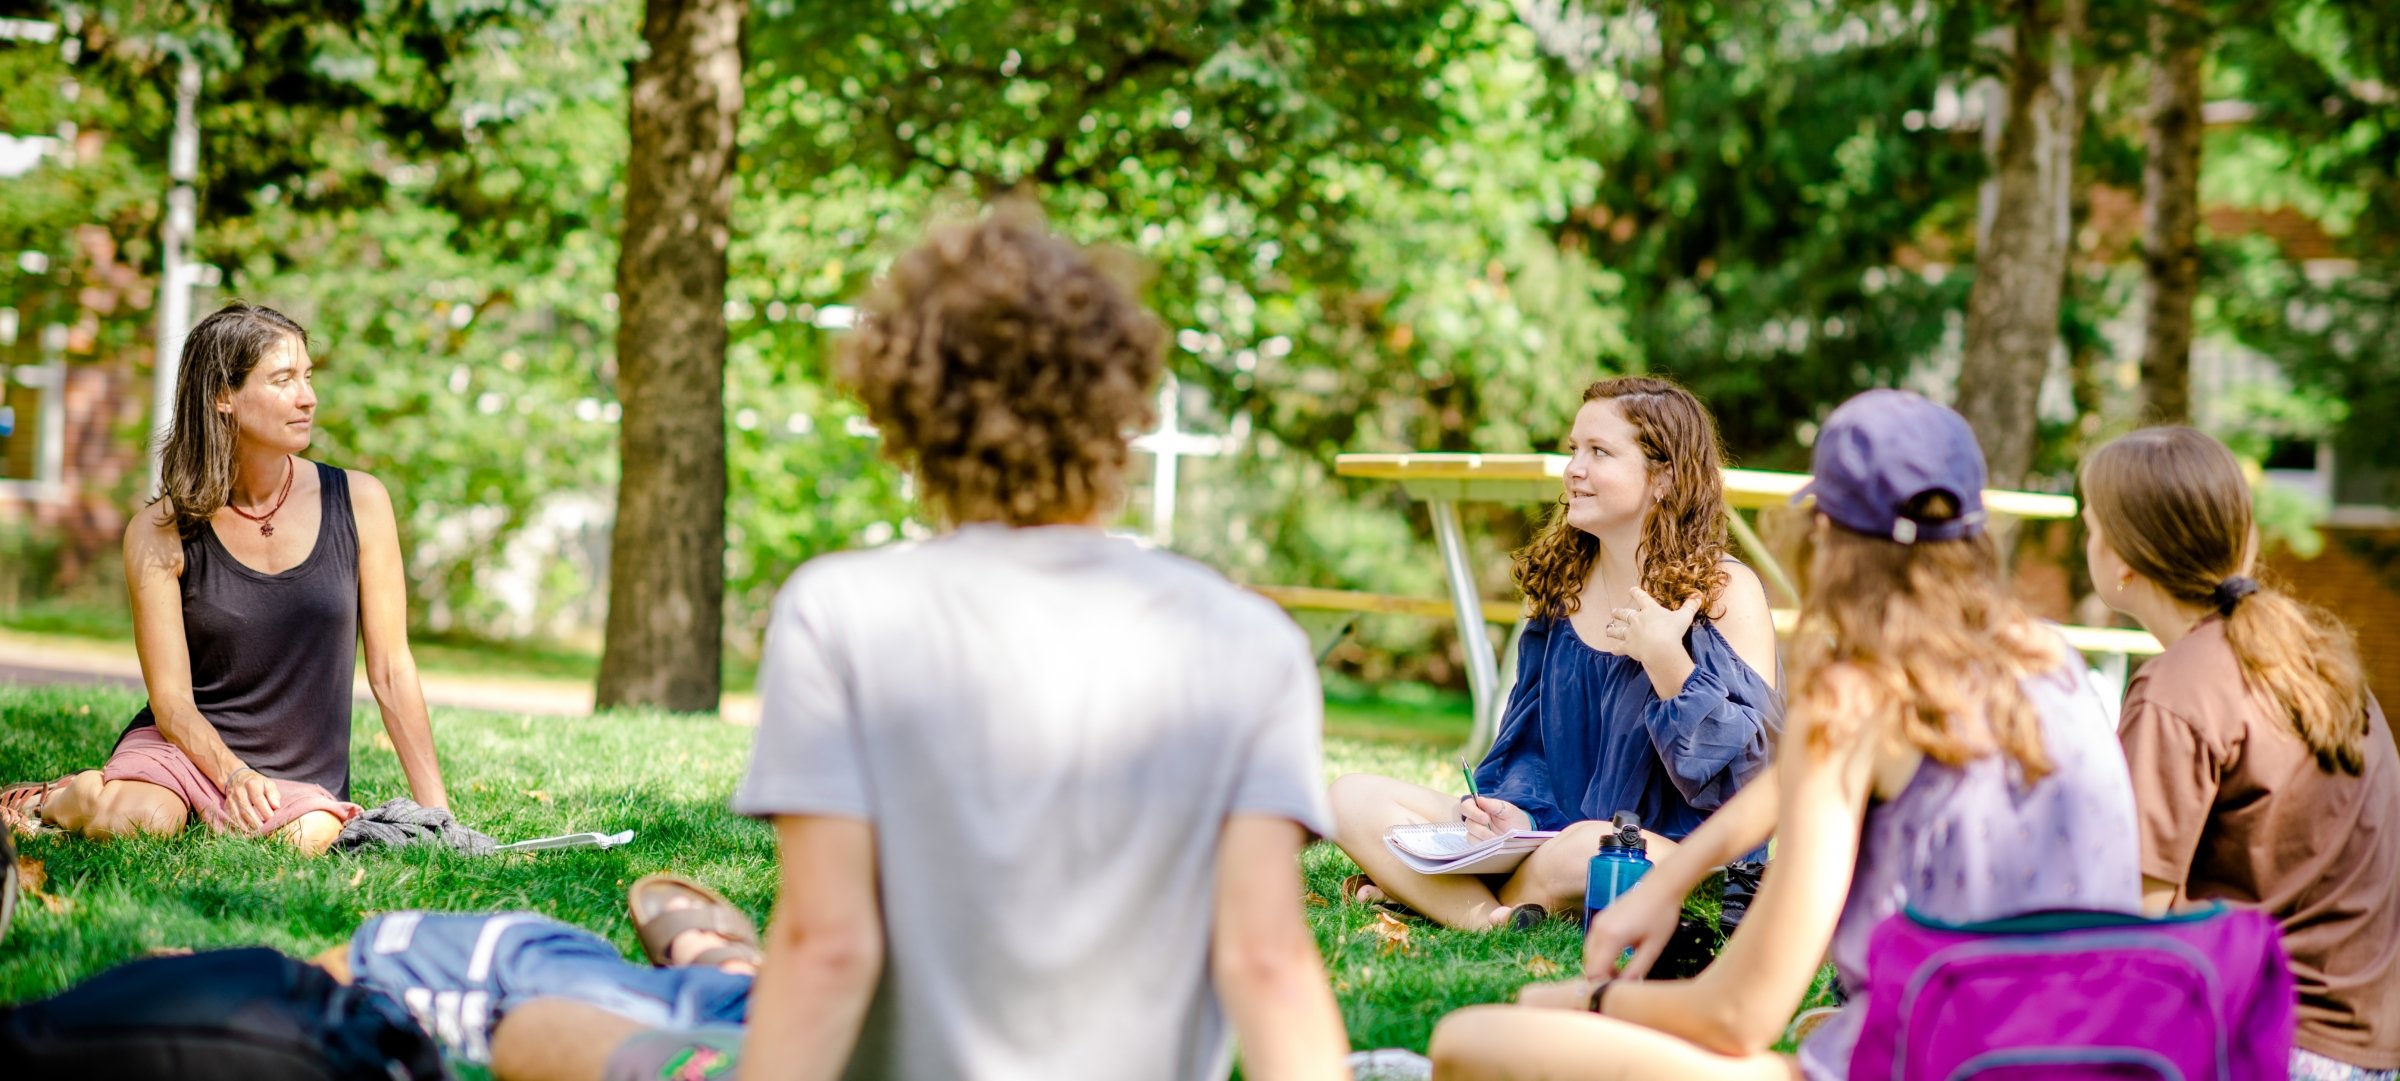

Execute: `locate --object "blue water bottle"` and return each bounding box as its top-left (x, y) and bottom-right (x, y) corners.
top-left (1584, 811), bottom-right (1652, 927)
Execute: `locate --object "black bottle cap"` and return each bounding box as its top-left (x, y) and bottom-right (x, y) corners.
top-left (1598, 810), bottom-right (1646, 853)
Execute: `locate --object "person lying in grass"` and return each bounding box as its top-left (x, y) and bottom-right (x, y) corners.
top-left (1329, 376), bottom-right (1781, 931)
top-left (1425, 391), bottom-right (2145, 1080)
top-left (1, 303), bottom-right (450, 855)
top-left (309, 873), bottom-right (759, 1078)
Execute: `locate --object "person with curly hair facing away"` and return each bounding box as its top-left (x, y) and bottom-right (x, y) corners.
top-left (1425, 389), bottom-right (2143, 1081)
top-left (2085, 428), bottom-right (2400, 1081)
top-left (472, 206), bottom-right (1350, 1081)
top-left (1329, 377), bottom-right (1782, 932)
top-left (1, 302), bottom-right (449, 854)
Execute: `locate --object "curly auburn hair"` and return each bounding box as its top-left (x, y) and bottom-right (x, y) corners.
top-left (1512, 376), bottom-right (1731, 620)
top-left (837, 204), bottom-right (1167, 527)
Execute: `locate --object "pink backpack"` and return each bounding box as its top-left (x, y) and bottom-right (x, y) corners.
top-left (1847, 903), bottom-right (2296, 1081)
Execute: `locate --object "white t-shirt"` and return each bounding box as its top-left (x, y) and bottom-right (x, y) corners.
top-left (733, 523), bottom-right (1334, 1081)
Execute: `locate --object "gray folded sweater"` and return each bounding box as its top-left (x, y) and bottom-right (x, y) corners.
top-left (334, 798), bottom-right (499, 856)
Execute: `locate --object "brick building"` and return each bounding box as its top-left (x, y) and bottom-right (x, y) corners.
top-left (2269, 521), bottom-right (2400, 707)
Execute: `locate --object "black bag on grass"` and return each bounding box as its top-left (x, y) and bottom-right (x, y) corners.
top-left (0, 946), bottom-right (444, 1080)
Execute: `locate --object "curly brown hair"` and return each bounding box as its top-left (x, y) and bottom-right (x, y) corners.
top-left (837, 204), bottom-right (1167, 527)
top-left (1512, 376), bottom-right (1731, 620)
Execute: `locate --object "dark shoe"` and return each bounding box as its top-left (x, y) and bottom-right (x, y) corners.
top-left (1652, 916), bottom-right (1726, 978)
top-left (1718, 860), bottom-right (1765, 930)
top-left (1507, 903), bottom-right (1549, 931)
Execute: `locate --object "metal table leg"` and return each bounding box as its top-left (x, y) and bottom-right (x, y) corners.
top-left (2089, 650), bottom-right (2129, 729)
top-left (1724, 507), bottom-right (1800, 607)
top-left (1429, 499), bottom-right (1501, 755)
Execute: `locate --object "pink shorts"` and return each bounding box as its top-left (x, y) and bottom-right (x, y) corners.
top-left (102, 726), bottom-right (362, 838)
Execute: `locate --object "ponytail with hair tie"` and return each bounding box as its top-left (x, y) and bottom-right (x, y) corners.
top-left (2209, 575), bottom-right (2261, 616)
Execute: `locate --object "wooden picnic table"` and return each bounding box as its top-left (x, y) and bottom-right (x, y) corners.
top-left (1333, 452), bottom-right (2139, 751)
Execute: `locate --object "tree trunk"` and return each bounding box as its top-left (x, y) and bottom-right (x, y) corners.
top-left (2139, 2), bottom-right (2206, 425)
top-left (1955, 0), bottom-right (2082, 487)
top-left (596, 0), bottom-right (746, 711)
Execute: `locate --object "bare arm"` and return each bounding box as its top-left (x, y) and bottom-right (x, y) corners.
top-left (125, 504), bottom-right (280, 828)
top-left (1709, 563), bottom-right (1780, 692)
top-left (1213, 815), bottom-right (1350, 1081)
top-left (740, 814), bottom-right (884, 1081)
top-left (1598, 668), bottom-right (1878, 1055)
top-left (1622, 564), bottom-right (1779, 700)
top-left (1580, 767), bottom-right (1779, 978)
top-left (2141, 876), bottom-right (2177, 917)
top-left (349, 471), bottom-right (448, 809)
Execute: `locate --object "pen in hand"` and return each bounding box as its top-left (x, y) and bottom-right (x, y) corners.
top-left (1459, 756), bottom-right (1492, 834)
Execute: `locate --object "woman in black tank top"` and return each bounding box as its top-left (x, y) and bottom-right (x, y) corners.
top-left (1, 303), bottom-right (453, 854)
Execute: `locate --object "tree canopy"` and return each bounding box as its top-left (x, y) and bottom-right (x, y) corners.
top-left (3, 0), bottom-right (2393, 680)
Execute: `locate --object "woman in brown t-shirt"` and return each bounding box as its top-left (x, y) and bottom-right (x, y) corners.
top-left (2084, 427), bottom-right (2400, 1081)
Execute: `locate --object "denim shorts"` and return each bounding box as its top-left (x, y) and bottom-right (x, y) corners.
top-left (347, 911), bottom-right (752, 1065)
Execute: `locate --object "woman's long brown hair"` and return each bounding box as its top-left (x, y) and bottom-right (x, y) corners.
top-left (1790, 513), bottom-right (2061, 780)
top-left (2084, 427), bottom-right (2370, 773)
top-left (155, 302), bottom-right (309, 537)
top-left (1513, 376), bottom-right (1732, 620)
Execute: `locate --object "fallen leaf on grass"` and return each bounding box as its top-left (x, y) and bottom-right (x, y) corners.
top-left (17, 857), bottom-right (61, 914)
top-left (1304, 891), bottom-right (1330, 908)
top-left (1366, 911), bottom-right (1414, 957)
top-left (1524, 956), bottom-right (1562, 979)
top-left (349, 867), bottom-right (366, 888)
top-left (523, 789), bottom-right (551, 803)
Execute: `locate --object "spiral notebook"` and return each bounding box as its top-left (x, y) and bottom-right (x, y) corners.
top-left (1383, 823), bottom-right (1560, 875)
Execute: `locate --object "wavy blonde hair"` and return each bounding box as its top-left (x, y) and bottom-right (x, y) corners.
top-left (1513, 376), bottom-right (1730, 620)
top-left (1790, 502), bottom-right (2060, 780)
top-left (2084, 428), bottom-right (2370, 774)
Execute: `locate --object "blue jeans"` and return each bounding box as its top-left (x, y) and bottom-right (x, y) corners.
top-left (347, 911), bottom-right (752, 1065)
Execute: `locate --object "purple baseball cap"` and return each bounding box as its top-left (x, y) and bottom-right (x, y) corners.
top-left (1793, 389), bottom-right (1988, 544)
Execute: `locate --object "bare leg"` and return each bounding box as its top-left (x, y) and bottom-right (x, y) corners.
top-left (42, 773), bottom-right (189, 839)
top-left (1497, 828), bottom-right (1682, 915)
top-left (312, 942), bottom-right (353, 983)
top-left (274, 810), bottom-right (345, 857)
top-left (1429, 1003), bottom-right (1800, 1081)
top-left (1329, 772), bottom-right (1517, 929)
top-left (490, 999), bottom-right (651, 1081)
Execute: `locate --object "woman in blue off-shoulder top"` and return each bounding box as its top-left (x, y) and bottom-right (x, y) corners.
top-left (1329, 376), bottom-right (1781, 931)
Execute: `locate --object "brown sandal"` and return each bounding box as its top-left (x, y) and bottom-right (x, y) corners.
top-left (628, 873), bottom-right (763, 969)
top-left (0, 777), bottom-right (67, 838)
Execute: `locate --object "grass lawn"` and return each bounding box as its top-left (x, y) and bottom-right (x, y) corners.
top-left (0, 681), bottom-right (1793, 1066)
